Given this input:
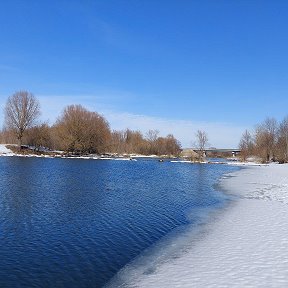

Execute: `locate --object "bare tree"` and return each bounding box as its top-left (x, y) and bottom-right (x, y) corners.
top-left (110, 129), bottom-right (181, 156)
top-left (110, 130), bottom-right (127, 154)
top-left (54, 104), bottom-right (111, 154)
top-left (25, 123), bottom-right (52, 151)
top-left (155, 136), bottom-right (178, 156)
top-left (239, 130), bottom-right (254, 161)
top-left (0, 127), bottom-right (17, 144)
top-left (255, 117), bottom-right (278, 162)
top-left (195, 130), bottom-right (209, 161)
top-left (163, 134), bottom-right (181, 156)
top-left (277, 116), bottom-right (288, 162)
top-left (146, 129), bottom-right (159, 142)
top-left (145, 129), bottom-right (159, 154)
top-left (4, 91), bottom-right (40, 147)
top-left (239, 116), bottom-right (288, 163)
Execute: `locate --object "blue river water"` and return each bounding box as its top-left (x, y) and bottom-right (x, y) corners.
top-left (0, 157), bottom-right (238, 287)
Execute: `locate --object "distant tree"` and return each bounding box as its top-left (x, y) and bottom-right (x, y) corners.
top-left (239, 130), bottom-right (254, 161)
top-left (4, 91), bottom-right (40, 147)
top-left (54, 104), bottom-right (111, 154)
top-left (164, 134), bottom-right (181, 156)
top-left (110, 130), bottom-right (127, 154)
top-left (238, 116), bottom-right (288, 163)
top-left (110, 129), bottom-right (181, 156)
top-left (277, 116), bottom-right (288, 162)
top-left (154, 135), bottom-right (180, 156)
top-left (255, 117), bottom-right (278, 162)
top-left (122, 129), bottom-right (144, 154)
top-left (154, 137), bottom-right (166, 155)
top-left (145, 129), bottom-right (159, 154)
top-left (146, 129), bottom-right (159, 142)
top-left (25, 123), bottom-right (52, 150)
top-left (0, 127), bottom-right (17, 144)
top-left (195, 130), bottom-right (209, 161)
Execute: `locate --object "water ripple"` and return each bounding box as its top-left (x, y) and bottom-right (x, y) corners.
top-left (0, 157), bottom-right (238, 287)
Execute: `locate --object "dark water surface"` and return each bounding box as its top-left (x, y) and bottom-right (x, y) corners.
top-left (0, 157), bottom-right (238, 287)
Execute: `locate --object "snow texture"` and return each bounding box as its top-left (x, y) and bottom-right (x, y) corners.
top-left (0, 144), bottom-right (14, 156)
top-left (107, 164), bottom-right (288, 288)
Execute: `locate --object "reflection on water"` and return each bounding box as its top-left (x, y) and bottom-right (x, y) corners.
top-left (0, 157), bottom-right (238, 287)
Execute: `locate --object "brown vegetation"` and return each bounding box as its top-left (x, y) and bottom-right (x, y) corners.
top-left (53, 104), bottom-right (111, 154)
top-left (110, 129), bottom-right (181, 156)
top-left (1, 93), bottom-right (182, 156)
top-left (239, 117), bottom-right (288, 163)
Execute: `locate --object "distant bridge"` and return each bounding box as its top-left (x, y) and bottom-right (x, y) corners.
top-left (185, 148), bottom-right (241, 157)
top-left (201, 148), bottom-right (240, 153)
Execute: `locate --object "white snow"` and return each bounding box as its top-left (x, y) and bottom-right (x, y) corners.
top-left (221, 164), bottom-right (288, 205)
top-left (170, 160), bottom-right (193, 163)
top-left (0, 145), bottom-right (138, 160)
top-left (107, 164), bottom-right (288, 288)
top-left (0, 144), bottom-right (14, 156)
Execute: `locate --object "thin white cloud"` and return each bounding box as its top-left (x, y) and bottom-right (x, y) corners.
top-left (104, 111), bottom-right (247, 148)
top-left (38, 93), bottom-right (124, 124)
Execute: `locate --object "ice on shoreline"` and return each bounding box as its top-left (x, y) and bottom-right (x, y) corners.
top-left (107, 164), bottom-right (288, 287)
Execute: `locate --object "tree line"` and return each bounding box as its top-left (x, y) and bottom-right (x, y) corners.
top-left (0, 91), bottom-right (182, 156)
top-left (239, 116), bottom-right (288, 163)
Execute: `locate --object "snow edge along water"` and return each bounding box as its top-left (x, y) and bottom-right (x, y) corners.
top-left (107, 164), bottom-right (288, 287)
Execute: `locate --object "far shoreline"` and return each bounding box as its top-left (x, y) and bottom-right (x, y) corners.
top-left (0, 144), bottom-right (273, 168)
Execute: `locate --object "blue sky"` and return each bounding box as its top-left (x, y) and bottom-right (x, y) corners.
top-left (1, 0), bottom-right (288, 147)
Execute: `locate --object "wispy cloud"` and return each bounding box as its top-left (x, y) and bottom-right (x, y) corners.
top-left (38, 95), bottom-right (104, 123)
top-left (104, 111), bottom-right (247, 148)
top-left (37, 91), bottom-right (135, 123)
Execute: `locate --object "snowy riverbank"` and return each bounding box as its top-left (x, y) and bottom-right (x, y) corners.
top-left (0, 144), bottom-right (15, 156)
top-left (108, 164), bottom-right (288, 287)
top-left (0, 144), bottom-right (136, 160)
top-left (0, 144), bottom-right (161, 160)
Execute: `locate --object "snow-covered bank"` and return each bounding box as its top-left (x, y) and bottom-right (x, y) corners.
top-left (0, 144), bottom-right (14, 156)
top-left (221, 164), bottom-right (288, 205)
top-left (0, 144), bottom-right (136, 160)
top-left (108, 164), bottom-right (288, 287)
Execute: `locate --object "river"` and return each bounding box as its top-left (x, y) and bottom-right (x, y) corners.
top-left (0, 157), bottom-right (238, 287)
